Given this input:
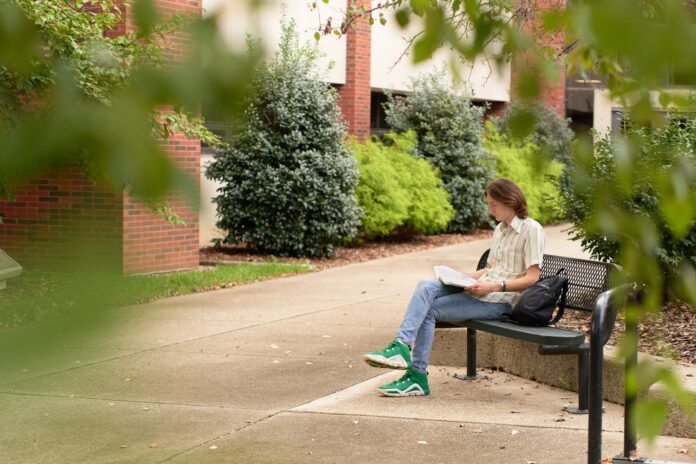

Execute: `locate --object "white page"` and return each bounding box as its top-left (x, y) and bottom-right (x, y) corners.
top-left (433, 265), bottom-right (476, 288)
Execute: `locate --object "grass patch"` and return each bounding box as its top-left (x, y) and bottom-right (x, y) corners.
top-left (0, 262), bottom-right (313, 329)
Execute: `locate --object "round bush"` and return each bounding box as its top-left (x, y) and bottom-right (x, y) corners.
top-left (205, 20), bottom-right (361, 257)
top-left (352, 131), bottom-right (454, 239)
top-left (557, 118), bottom-right (696, 279)
top-left (384, 72), bottom-right (494, 233)
top-left (493, 102), bottom-right (574, 164)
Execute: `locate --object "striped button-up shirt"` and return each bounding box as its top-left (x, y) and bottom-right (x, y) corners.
top-left (478, 216), bottom-right (545, 306)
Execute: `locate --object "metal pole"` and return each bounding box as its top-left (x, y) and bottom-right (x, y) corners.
top-left (588, 323), bottom-right (604, 464)
top-left (624, 317), bottom-right (638, 458)
top-left (466, 328), bottom-right (477, 379)
top-left (578, 349), bottom-right (590, 412)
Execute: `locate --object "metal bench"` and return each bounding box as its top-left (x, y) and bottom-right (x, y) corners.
top-left (439, 250), bottom-right (674, 464)
top-left (438, 249), bottom-right (617, 414)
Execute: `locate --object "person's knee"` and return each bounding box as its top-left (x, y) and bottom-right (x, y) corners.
top-left (415, 279), bottom-right (440, 293)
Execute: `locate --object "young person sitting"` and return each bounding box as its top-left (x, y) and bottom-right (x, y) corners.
top-left (363, 178), bottom-right (545, 396)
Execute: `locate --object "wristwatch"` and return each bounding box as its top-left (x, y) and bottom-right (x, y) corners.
top-left (501, 280), bottom-right (507, 292)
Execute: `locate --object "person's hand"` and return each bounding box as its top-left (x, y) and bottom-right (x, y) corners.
top-left (465, 281), bottom-right (497, 297)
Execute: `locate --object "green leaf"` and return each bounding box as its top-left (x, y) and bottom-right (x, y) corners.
top-left (314, 31), bottom-right (320, 41)
top-left (507, 108), bottom-right (537, 139)
top-left (395, 8), bottom-right (410, 27)
top-left (413, 37), bottom-right (437, 63)
top-left (0, 2), bottom-right (40, 74)
top-left (634, 399), bottom-right (668, 446)
top-left (541, 10), bottom-right (566, 31)
top-left (410, 0), bottom-right (428, 16)
top-left (379, 17), bottom-right (387, 26)
top-left (517, 69), bottom-right (540, 100)
top-left (133, 0), bottom-right (160, 38)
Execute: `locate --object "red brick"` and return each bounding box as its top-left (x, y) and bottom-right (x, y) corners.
top-left (0, 0), bottom-right (201, 275)
top-left (338, 0), bottom-right (371, 140)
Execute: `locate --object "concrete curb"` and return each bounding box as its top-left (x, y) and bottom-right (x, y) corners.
top-left (431, 328), bottom-right (696, 438)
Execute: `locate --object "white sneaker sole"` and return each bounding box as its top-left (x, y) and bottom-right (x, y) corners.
top-left (377, 385), bottom-right (428, 397)
top-left (363, 353), bottom-right (409, 369)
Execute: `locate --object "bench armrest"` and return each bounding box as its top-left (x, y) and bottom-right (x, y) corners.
top-left (590, 283), bottom-right (639, 347)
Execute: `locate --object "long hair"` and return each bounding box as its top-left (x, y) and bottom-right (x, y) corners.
top-left (484, 178), bottom-right (528, 219)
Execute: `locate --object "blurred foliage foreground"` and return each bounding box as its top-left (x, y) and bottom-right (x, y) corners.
top-left (1, 0), bottom-right (696, 445)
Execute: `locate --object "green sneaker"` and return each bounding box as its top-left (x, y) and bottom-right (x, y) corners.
top-left (363, 339), bottom-right (411, 369)
top-left (378, 368), bottom-right (429, 397)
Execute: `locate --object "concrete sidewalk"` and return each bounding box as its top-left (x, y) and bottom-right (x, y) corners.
top-left (1, 225), bottom-right (694, 463)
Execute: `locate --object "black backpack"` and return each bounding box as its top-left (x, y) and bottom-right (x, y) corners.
top-left (504, 269), bottom-right (569, 327)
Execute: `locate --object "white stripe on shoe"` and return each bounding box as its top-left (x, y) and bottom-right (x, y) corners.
top-left (363, 353), bottom-right (409, 369)
top-left (378, 383), bottom-right (426, 397)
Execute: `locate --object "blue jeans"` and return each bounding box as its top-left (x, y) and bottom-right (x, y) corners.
top-left (396, 279), bottom-right (512, 373)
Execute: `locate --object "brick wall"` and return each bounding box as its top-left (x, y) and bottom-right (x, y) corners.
top-left (121, 0), bottom-right (201, 274)
top-left (0, 169), bottom-right (123, 271)
top-left (0, 0), bottom-right (200, 274)
top-left (510, 0), bottom-right (567, 116)
top-left (338, 0), bottom-right (372, 139)
top-left (123, 133), bottom-right (199, 274)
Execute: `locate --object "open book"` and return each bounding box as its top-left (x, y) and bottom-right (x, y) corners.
top-left (433, 265), bottom-right (476, 288)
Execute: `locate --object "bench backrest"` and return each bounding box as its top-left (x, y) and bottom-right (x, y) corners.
top-left (476, 249), bottom-right (615, 312)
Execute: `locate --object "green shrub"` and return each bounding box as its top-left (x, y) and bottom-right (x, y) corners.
top-left (557, 118), bottom-right (696, 279)
top-left (205, 20), bottom-right (361, 258)
top-left (493, 102), bottom-right (574, 164)
top-left (384, 72), bottom-right (494, 233)
top-left (484, 123), bottom-right (563, 224)
top-left (352, 132), bottom-right (454, 238)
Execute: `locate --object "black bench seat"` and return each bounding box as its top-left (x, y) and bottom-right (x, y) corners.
top-left (449, 319), bottom-right (586, 346)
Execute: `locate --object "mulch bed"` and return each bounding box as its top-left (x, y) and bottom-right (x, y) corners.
top-left (200, 231), bottom-right (695, 365)
top-left (558, 301), bottom-right (695, 365)
top-left (200, 230), bottom-right (494, 271)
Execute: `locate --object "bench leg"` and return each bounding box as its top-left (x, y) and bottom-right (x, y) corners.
top-left (539, 344), bottom-right (590, 414)
top-left (454, 328), bottom-right (481, 381)
top-left (563, 350), bottom-right (590, 414)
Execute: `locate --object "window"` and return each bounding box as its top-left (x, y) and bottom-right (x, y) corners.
top-left (370, 91), bottom-right (394, 136)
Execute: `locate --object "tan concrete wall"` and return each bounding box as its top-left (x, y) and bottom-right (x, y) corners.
top-left (204, 0), bottom-right (347, 84)
top-left (431, 328), bottom-right (696, 438)
top-left (369, 1), bottom-right (510, 101)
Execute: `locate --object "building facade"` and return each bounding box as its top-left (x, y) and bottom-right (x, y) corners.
top-left (199, 0), bottom-right (538, 247)
top-left (0, 1), bottom-right (570, 273)
top-left (0, 0), bottom-right (201, 274)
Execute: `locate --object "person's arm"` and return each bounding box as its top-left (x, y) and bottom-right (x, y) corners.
top-left (466, 265), bottom-right (540, 297)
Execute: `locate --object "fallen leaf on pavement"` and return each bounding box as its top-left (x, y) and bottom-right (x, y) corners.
top-left (120, 445), bottom-right (128, 449)
top-left (149, 443), bottom-right (158, 449)
top-left (678, 448), bottom-right (688, 454)
top-left (511, 430), bottom-right (519, 435)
